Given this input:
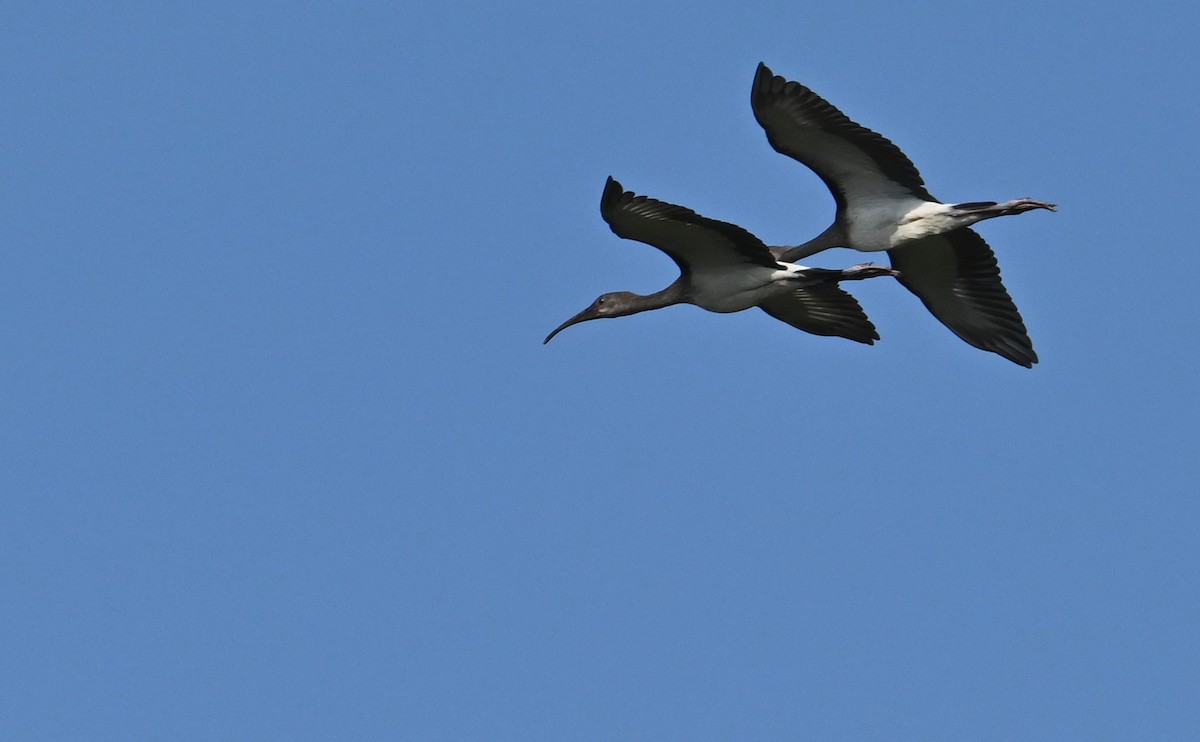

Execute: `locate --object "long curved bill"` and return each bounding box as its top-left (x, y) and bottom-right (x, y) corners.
top-left (543, 307), bottom-right (595, 344)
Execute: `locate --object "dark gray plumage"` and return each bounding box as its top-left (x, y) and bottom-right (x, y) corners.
top-left (545, 177), bottom-right (897, 345)
top-left (752, 62), bottom-right (1055, 367)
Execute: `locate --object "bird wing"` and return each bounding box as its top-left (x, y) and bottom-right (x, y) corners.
top-left (751, 62), bottom-right (936, 210)
top-left (887, 228), bottom-right (1037, 367)
top-left (759, 283), bottom-right (880, 344)
top-left (600, 177), bottom-right (781, 274)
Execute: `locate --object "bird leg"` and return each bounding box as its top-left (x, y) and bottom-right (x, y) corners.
top-left (842, 263), bottom-right (900, 281)
top-left (952, 198), bottom-right (1057, 218)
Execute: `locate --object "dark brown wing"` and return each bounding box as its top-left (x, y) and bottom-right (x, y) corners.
top-left (600, 177), bottom-right (781, 273)
top-left (888, 228), bottom-right (1037, 367)
top-left (751, 62), bottom-right (936, 210)
top-left (759, 283), bottom-right (880, 344)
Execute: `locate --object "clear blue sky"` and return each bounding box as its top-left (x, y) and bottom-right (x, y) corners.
top-left (2, 2), bottom-right (1197, 739)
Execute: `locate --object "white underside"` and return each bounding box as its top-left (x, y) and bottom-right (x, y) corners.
top-left (687, 264), bottom-right (812, 313)
top-left (844, 198), bottom-right (971, 249)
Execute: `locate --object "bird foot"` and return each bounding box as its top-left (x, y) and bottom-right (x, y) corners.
top-left (846, 262), bottom-right (901, 280)
top-left (1004, 198), bottom-right (1057, 214)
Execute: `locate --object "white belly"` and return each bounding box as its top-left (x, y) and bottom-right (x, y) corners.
top-left (687, 265), bottom-right (802, 313)
top-left (845, 198), bottom-right (955, 249)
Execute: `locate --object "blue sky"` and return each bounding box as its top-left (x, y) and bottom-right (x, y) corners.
top-left (2, 1), bottom-right (1197, 739)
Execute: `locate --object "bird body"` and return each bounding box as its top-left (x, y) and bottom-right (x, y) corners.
top-left (751, 62), bottom-right (1056, 367)
top-left (848, 198), bottom-right (943, 249)
top-left (686, 260), bottom-right (833, 313)
top-left (838, 198), bottom-right (1053, 252)
top-left (544, 177), bottom-right (897, 345)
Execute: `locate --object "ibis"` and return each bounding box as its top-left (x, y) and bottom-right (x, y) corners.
top-left (751, 62), bottom-right (1056, 367)
top-left (545, 177), bottom-right (897, 345)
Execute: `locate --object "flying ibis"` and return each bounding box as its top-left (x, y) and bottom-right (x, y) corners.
top-left (751, 62), bottom-right (1056, 367)
top-left (545, 177), bottom-right (898, 345)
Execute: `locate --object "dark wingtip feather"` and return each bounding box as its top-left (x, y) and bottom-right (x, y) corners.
top-left (990, 339), bottom-right (1038, 368)
top-left (750, 62), bottom-right (779, 113)
top-left (601, 176), bottom-right (624, 212)
top-left (888, 232), bottom-right (1040, 368)
top-left (759, 283), bottom-right (882, 344)
top-left (849, 326), bottom-right (880, 345)
top-left (753, 62), bottom-right (772, 89)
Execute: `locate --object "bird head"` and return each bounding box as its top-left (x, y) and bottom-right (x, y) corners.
top-left (543, 292), bottom-right (639, 344)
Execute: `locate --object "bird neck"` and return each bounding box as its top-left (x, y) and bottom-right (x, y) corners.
top-left (771, 223), bottom-right (845, 262)
top-left (623, 280), bottom-right (688, 316)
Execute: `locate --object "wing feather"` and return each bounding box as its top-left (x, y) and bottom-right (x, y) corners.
top-left (888, 228), bottom-right (1037, 367)
top-left (759, 283), bottom-right (880, 344)
top-left (600, 177), bottom-right (781, 273)
top-left (751, 63), bottom-right (936, 209)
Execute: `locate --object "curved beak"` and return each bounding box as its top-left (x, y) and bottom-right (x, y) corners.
top-left (543, 306), bottom-right (597, 344)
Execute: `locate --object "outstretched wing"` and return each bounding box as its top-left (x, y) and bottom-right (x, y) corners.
top-left (759, 283), bottom-right (880, 344)
top-left (888, 228), bottom-right (1037, 367)
top-left (751, 62), bottom-right (936, 210)
top-left (600, 177), bottom-right (782, 274)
